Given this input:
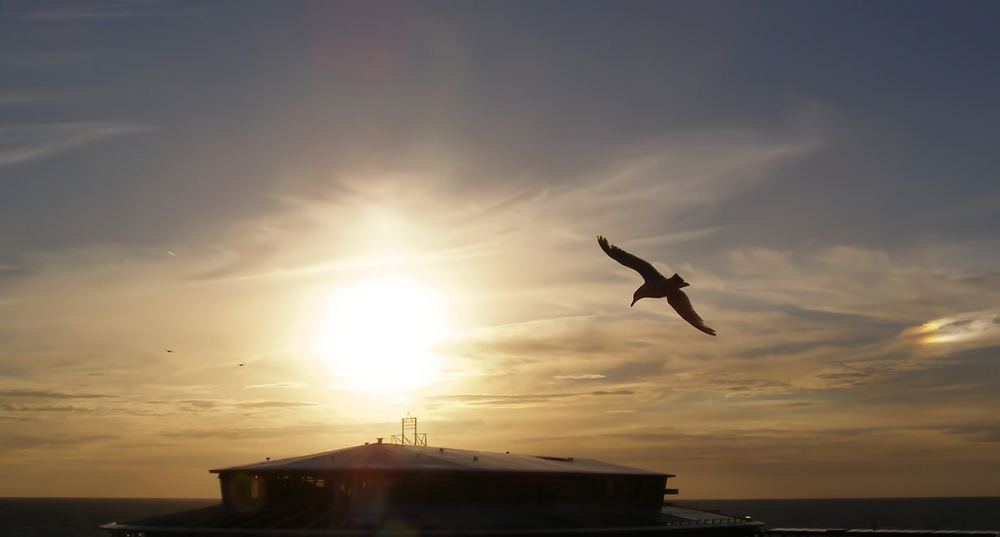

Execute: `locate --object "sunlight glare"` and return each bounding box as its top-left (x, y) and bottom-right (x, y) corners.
top-left (312, 276), bottom-right (449, 391)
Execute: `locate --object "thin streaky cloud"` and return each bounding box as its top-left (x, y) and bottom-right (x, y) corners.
top-left (0, 52), bottom-right (94, 68)
top-left (428, 390), bottom-right (635, 409)
top-left (236, 400), bottom-right (320, 409)
top-left (3, 434), bottom-right (116, 450)
top-left (0, 388), bottom-right (117, 399)
top-left (19, 1), bottom-right (204, 21)
top-left (0, 89), bottom-right (74, 105)
top-left (1, 403), bottom-right (95, 412)
top-left (620, 227), bottom-right (722, 247)
top-left (244, 382), bottom-right (305, 390)
top-left (20, 3), bottom-right (132, 20)
top-left (0, 122), bottom-right (151, 167)
top-left (187, 244), bottom-right (497, 283)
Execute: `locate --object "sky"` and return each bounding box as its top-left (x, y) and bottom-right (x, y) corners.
top-left (1, 0), bottom-right (999, 499)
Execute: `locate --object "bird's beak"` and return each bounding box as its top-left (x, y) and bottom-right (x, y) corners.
top-left (630, 298), bottom-right (637, 307)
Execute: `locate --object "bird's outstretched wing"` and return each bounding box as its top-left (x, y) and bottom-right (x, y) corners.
top-left (597, 235), bottom-right (663, 282)
top-left (666, 289), bottom-right (716, 336)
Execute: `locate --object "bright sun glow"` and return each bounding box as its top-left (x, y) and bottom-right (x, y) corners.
top-left (312, 276), bottom-right (449, 391)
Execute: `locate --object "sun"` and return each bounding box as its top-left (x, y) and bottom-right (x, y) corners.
top-left (311, 276), bottom-right (449, 391)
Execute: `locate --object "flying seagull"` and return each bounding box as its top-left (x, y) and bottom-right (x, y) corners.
top-left (597, 235), bottom-right (716, 336)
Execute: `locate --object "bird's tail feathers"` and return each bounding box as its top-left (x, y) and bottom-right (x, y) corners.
top-left (669, 273), bottom-right (689, 288)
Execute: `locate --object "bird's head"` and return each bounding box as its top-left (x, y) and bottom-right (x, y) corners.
top-left (631, 290), bottom-right (644, 307)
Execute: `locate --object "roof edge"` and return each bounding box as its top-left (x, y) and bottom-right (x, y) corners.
top-left (209, 467), bottom-right (676, 478)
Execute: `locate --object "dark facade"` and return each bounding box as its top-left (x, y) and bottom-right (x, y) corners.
top-left (102, 443), bottom-right (763, 537)
top-left (218, 468), bottom-right (667, 526)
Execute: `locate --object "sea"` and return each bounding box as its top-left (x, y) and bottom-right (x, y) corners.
top-left (0, 497), bottom-right (997, 537)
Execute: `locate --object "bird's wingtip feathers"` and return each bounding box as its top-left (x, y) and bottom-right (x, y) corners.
top-left (597, 235), bottom-right (611, 251)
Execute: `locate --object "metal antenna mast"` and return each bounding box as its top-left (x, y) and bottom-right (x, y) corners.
top-left (391, 416), bottom-right (427, 446)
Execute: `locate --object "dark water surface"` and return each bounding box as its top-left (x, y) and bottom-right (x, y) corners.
top-left (0, 498), bottom-right (217, 537)
top-left (675, 497), bottom-right (1000, 531)
top-left (0, 497), bottom-right (997, 537)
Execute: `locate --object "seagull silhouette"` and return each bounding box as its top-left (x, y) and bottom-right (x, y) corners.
top-left (597, 235), bottom-right (716, 336)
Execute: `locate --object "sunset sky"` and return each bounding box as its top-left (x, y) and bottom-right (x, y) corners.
top-left (2, 1), bottom-right (999, 499)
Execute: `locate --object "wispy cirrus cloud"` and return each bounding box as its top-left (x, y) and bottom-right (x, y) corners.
top-left (0, 388), bottom-right (117, 399)
top-left (552, 373), bottom-right (606, 380)
top-left (0, 122), bottom-right (151, 167)
top-left (244, 382), bottom-right (305, 390)
top-left (18, 1), bottom-right (199, 21)
top-left (902, 309), bottom-right (1000, 348)
top-left (429, 390), bottom-right (634, 409)
top-left (174, 398), bottom-right (320, 412)
top-left (2, 433), bottom-right (116, 450)
top-left (926, 422), bottom-right (1000, 443)
top-left (238, 400), bottom-right (320, 409)
top-left (0, 403), bottom-right (95, 413)
top-left (0, 89), bottom-right (74, 105)
top-left (0, 52), bottom-right (93, 68)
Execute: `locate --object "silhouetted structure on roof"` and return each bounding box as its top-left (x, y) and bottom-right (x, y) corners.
top-left (391, 416), bottom-right (426, 446)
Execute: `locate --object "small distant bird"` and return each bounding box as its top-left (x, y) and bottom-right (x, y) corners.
top-left (165, 349), bottom-right (174, 353)
top-left (597, 235), bottom-right (716, 336)
top-left (238, 363), bottom-right (245, 367)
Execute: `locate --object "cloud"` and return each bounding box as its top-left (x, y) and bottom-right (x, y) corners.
top-left (244, 382), bottom-right (305, 389)
top-left (703, 377), bottom-right (793, 397)
top-left (0, 122), bottom-right (150, 167)
top-left (600, 360), bottom-right (666, 383)
top-left (161, 423), bottom-right (336, 440)
top-left (20, 3), bottom-right (134, 20)
top-left (177, 399), bottom-right (217, 411)
top-left (18, 1), bottom-right (197, 21)
top-left (0, 388), bottom-right (116, 399)
top-left (0, 403), bottom-right (94, 413)
top-left (720, 244), bottom-right (1000, 323)
top-left (577, 130), bottom-right (819, 215)
top-left (929, 423), bottom-right (1000, 443)
top-left (0, 52), bottom-right (94, 68)
top-left (812, 365), bottom-right (891, 387)
top-left (428, 390), bottom-right (634, 409)
top-left (173, 399), bottom-right (320, 411)
top-left (126, 118), bottom-right (820, 287)
top-left (552, 373), bottom-right (606, 380)
top-left (1, 433), bottom-right (116, 450)
top-left (237, 400), bottom-right (320, 409)
top-left (902, 309), bottom-right (1000, 348)
top-left (0, 90), bottom-right (72, 106)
